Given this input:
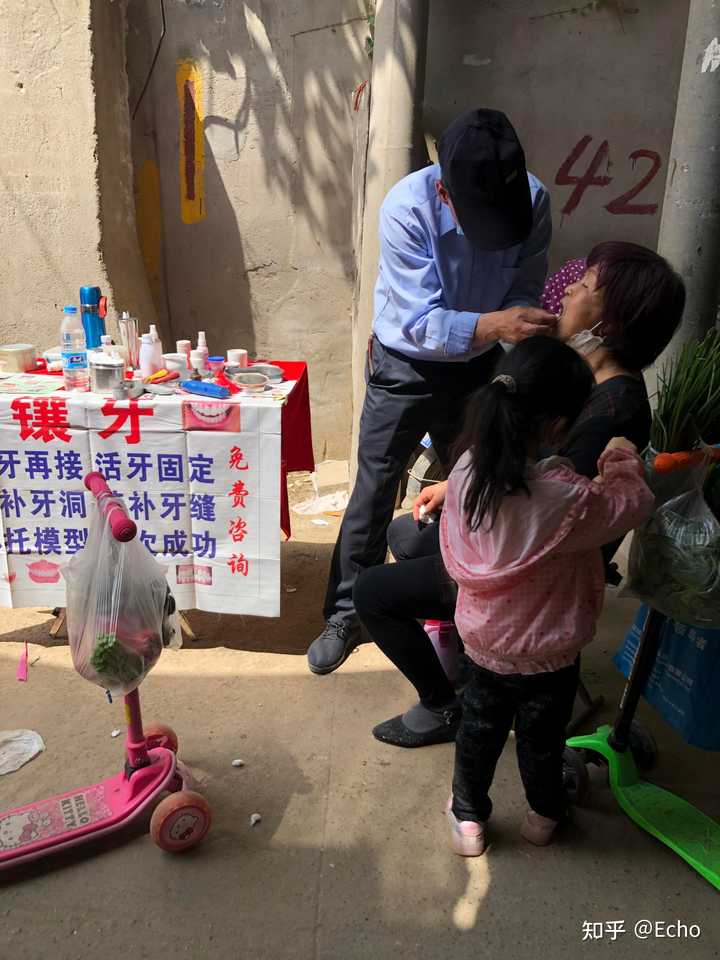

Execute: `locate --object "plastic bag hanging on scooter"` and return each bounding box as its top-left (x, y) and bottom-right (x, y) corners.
top-left (622, 447), bottom-right (720, 629)
top-left (63, 495), bottom-right (181, 696)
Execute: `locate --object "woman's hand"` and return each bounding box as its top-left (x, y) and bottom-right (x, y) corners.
top-left (412, 481), bottom-right (448, 521)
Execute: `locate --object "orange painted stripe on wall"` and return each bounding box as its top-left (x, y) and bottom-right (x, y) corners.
top-left (176, 60), bottom-right (205, 224)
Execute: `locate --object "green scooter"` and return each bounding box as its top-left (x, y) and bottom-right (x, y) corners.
top-left (564, 607), bottom-right (720, 890)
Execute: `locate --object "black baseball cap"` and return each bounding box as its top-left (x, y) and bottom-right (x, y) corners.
top-left (437, 109), bottom-right (533, 250)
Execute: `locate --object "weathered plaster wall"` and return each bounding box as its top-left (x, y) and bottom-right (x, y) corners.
top-left (0, 0), bottom-right (692, 459)
top-left (128, 0), bottom-right (371, 459)
top-left (425, 0), bottom-right (690, 270)
top-left (0, 0), bottom-right (106, 347)
top-left (0, 0), bottom-right (154, 352)
top-left (92, 0), bottom-right (157, 333)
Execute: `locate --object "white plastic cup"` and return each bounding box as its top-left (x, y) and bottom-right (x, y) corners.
top-left (162, 352), bottom-right (189, 372)
top-left (190, 348), bottom-right (207, 372)
top-left (176, 340), bottom-right (192, 369)
top-left (227, 349), bottom-right (248, 367)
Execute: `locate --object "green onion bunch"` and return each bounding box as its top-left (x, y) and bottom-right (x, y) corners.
top-left (651, 329), bottom-right (720, 453)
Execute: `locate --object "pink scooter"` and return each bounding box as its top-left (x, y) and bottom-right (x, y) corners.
top-left (0, 473), bottom-right (211, 869)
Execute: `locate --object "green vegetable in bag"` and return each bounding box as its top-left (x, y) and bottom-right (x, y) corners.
top-left (625, 489), bottom-right (720, 628)
top-left (90, 634), bottom-right (146, 688)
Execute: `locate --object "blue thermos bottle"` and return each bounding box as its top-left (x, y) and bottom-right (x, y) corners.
top-left (79, 285), bottom-right (107, 349)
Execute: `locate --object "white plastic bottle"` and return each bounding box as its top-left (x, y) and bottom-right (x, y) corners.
top-left (424, 620), bottom-right (458, 684)
top-left (195, 331), bottom-right (209, 370)
top-left (149, 323), bottom-right (164, 360)
top-left (139, 333), bottom-right (158, 378)
top-left (60, 305), bottom-right (89, 391)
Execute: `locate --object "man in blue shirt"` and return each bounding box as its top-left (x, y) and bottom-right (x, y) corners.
top-left (308, 108), bottom-right (556, 675)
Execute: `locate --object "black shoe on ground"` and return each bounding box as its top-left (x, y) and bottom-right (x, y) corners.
top-left (372, 705), bottom-right (462, 748)
top-left (307, 620), bottom-right (361, 675)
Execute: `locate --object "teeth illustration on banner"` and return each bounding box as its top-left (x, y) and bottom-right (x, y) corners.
top-left (176, 563), bottom-right (213, 586)
top-left (182, 400), bottom-right (239, 432)
top-left (26, 560), bottom-right (61, 584)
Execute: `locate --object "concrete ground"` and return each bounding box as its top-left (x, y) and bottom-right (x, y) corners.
top-left (1, 468), bottom-right (719, 960)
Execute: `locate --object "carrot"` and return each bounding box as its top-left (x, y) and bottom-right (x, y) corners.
top-left (653, 449), bottom-right (720, 473)
top-left (653, 452), bottom-right (681, 473)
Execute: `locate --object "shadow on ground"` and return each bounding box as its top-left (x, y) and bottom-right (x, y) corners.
top-left (2, 628), bottom-right (720, 960)
top-left (1, 538), bottom-right (334, 658)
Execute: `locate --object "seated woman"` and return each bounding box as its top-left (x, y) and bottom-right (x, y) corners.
top-left (353, 241), bottom-right (686, 748)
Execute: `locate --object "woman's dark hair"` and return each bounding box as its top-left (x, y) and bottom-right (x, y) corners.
top-left (454, 336), bottom-right (594, 530)
top-left (587, 241), bottom-right (686, 370)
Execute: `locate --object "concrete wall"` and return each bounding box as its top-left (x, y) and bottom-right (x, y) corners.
top-left (92, 0), bottom-right (158, 333)
top-left (425, 0), bottom-right (690, 270)
top-left (0, 0), bottom-right (154, 352)
top-left (128, 0), bottom-right (371, 459)
top-left (0, 0), bottom-right (692, 458)
top-left (0, 0), bottom-right (106, 347)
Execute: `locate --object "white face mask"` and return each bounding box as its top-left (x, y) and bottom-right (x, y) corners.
top-left (566, 321), bottom-right (604, 357)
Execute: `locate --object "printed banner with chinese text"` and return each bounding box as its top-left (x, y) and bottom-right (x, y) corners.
top-left (0, 390), bottom-right (285, 616)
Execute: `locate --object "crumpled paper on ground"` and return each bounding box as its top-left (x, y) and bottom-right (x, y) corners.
top-left (292, 489), bottom-right (349, 516)
top-left (0, 729), bottom-right (45, 775)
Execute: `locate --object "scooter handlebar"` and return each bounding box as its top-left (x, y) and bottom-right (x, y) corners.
top-left (84, 472), bottom-right (137, 542)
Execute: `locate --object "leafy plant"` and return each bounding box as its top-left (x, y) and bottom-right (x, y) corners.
top-left (364, 0), bottom-right (375, 59)
top-left (650, 329), bottom-right (720, 453)
top-left (366, 15), bottom-right (375, 59)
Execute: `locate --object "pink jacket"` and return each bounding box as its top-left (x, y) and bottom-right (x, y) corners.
top-left (439, 447), bottom-right (654, 675)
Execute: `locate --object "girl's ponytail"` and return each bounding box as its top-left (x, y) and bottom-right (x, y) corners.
top-left (452, 336), bottom-right (595, 531)
top-left (455, 376), bottom-right (534, 530)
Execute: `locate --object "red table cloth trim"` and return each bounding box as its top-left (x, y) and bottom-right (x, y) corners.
top-left (263, 361), bottom-right (315, 539)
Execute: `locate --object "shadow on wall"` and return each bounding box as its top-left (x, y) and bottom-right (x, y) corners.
top-left (126, 0), bottom-right (371, 368)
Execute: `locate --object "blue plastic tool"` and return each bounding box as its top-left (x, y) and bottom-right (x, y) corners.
top-left (179, 380), bottom-right (231, 399)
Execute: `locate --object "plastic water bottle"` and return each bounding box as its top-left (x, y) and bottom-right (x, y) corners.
top-left (60, 305), bottom-right (89, 391)
top-left (424, 620), bottom-right (458, 684)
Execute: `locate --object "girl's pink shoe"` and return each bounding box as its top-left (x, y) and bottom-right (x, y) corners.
top-left (446, 796), bottom-right (486, 857)
top-left (520, 810), bottom-right (559, 846)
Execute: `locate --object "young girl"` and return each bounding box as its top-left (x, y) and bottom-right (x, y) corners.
top-left (440, 336), bottom-right (654, 855)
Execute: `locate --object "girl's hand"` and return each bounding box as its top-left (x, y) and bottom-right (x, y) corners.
top-left (605, 437), bottom-right (637, 455)
top-left (595, 439), bottom-right (639, 483)
top-left (412, 481), bottom-right (448, 521)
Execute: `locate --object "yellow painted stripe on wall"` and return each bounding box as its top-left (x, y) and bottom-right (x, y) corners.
top-left (176, 59), bottom-right (205, 224)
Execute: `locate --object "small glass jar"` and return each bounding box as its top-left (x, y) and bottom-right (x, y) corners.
top-left (208, 356), bottom-right (225, 376)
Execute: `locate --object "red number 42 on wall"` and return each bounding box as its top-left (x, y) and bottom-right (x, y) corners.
top-left (555, 135), bottom-right (662, 217)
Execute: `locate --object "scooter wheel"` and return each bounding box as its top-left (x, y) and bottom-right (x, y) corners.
top-left (562, 747), bottom-right (590, 806)
top-left (150, 790), bottom-right (211, 852)
top-left (144, 723), bottom-right (179, 754)
top-left (628, 722), bottom-right (658, 771)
